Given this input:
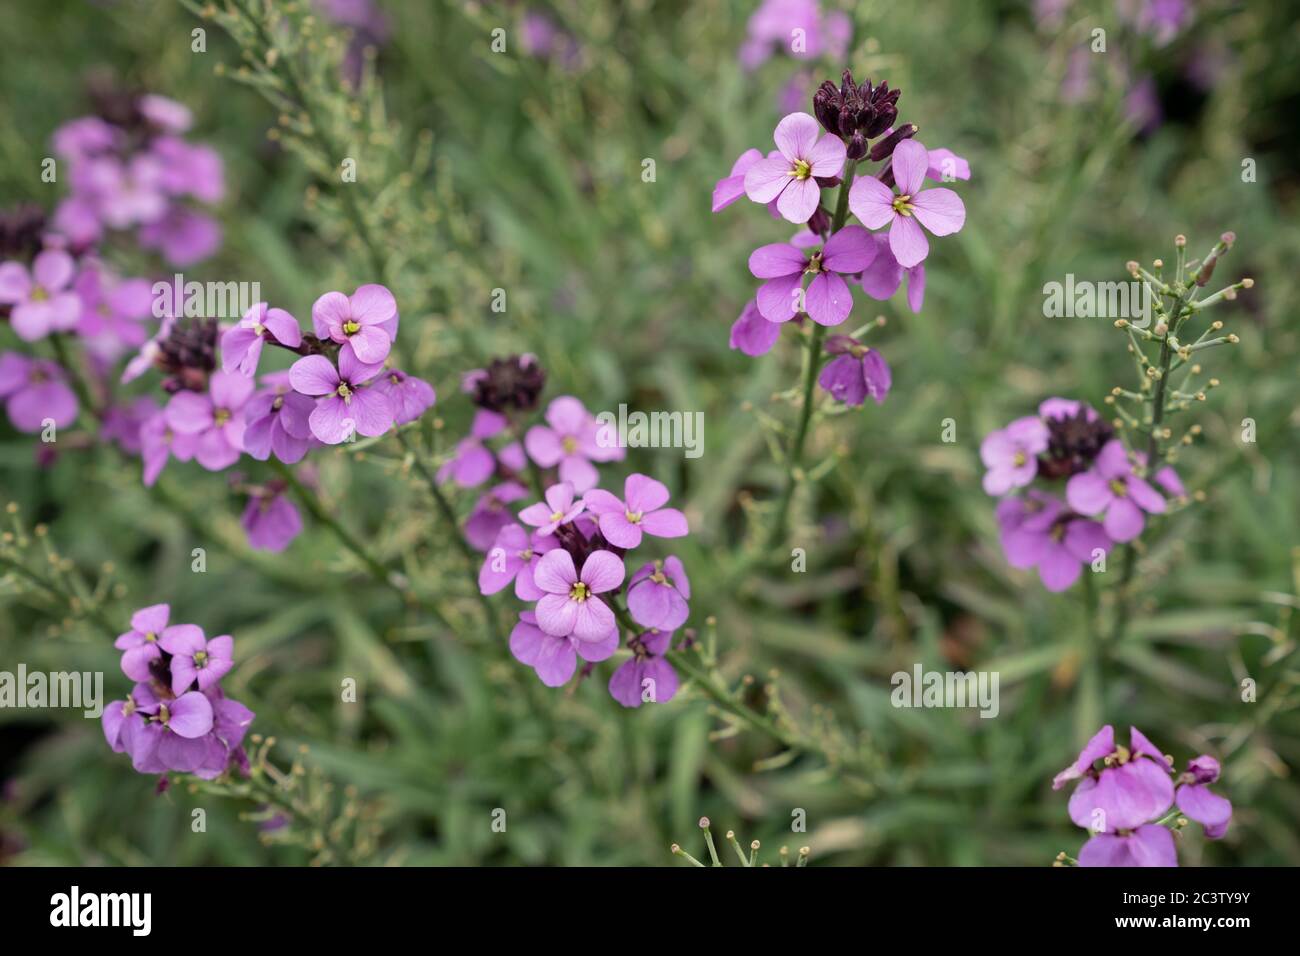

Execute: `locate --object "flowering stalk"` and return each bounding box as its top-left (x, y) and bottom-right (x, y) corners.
top-left (764, 160), bottom-right (857, 548)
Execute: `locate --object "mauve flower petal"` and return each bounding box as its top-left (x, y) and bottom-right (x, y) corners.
top-left (1054, 725), bottom-right (1115, 789)
top-left (531, 635), bottom-right (577, 686)
top-left (546, 395), bottom-right (589, 435)
top-left (776, 175), bottom-right (820, 224)
top-left (289, 355), bottom-right (339, 396)
top-left (818, 354), bottom-right (867, 406)
top-left (338, 342), bottom-right (385, 384)
top-left (263, 307), bottom-right (301, 347)
top-left (1128, 824), bottom-right (1178, 865)
top-left (642, 658), bottom-right (679, 704)
top-left (804, 270), bottom-right (853, 326)
top-left (349, 283), bottom-right (397, 325)
top-left (534, 548), bottom-right (577, 593)
top-left (805, 133), bottom-right (846, 178)
top-left (120, 642), bottom-right (160, 681)
top-left (926, 147), bottom-right (971, 182)
top-left (1076, 833), bottom-right (1133, 867)
top-left (347, 388), bottom-right (394, 437)
top-left (1176, 784), bottom-right (1232, 838)
top-left (861, 350), bottom-right (892, 403)
top-left (730, 301), bottom-right (781, 356)
top-left (576, 627), bottom-right (619, 662)
top-left (641, 508), bottom-right (688, 538)
top-left (509, 616), bottom-right (545, 665)
top-left (32, 250), bottom-right (74, 291)
top-left (1063, 519), bottom-right (1111, 563)
top-left (772, 111), bottom-right (820, 162)
top-left (1096, 439), bottom-right (1131, 479)
top-left (572, 596), bottom-right (615, 642)
top-left (1038, 541), bottom-right (1082, 591)
top-left (159, 623), bottom-right (206, 656)
top-left (1103, 497), bottom-right (1145, 543)
top-left (170, 656), bottom-right (198, 695)
top-left (167, 691), bottom-right (215, 738)
top-left (131, 603), bottom-right (170, 634)
top-left (0, 262), bottom-right (30, 302)
top-left (858, 237), bottom-right (904, 297)
top-left (608, 659), bottom-right (644, 708)
top-left (910, 187), bottom-right (966, 236)
top-left (345, 324), bottom-right (391, 364)
top-left (711, 174), bottom-right (747, 213)
top-left (1126, 475), bottom-right (1166, 514)
top-left (748, 242), bottom-right (807, 279)
top-left (756, 272), bottom-right (803, 322)
top-left (599, 511), bottom-right (642, 549)
top-left (221, 327), bottom-right (259, 373)
top-left (309, 396), bottom-right (351, 444)
top-left (102, 700), bottom-right (127, 752)
top-left (583, 488), bottom-right (623, 515)
top-left (535, 593), bottom-right (578, 637)
top-left (889, 214), bottom-right (929, 268)
top-left (1066, 471), bottom-right (1112, 516)
top-left (743, 156), bottom-right (794, 204)
top-left (311, 290), bottom-right (351, 339)
top-left (821, 224), bottom-right (875, 274)
top-left (1129, 726), bottom-right (1167, 763)
top-left (558, 455), bottom-right (599, 492)
top-left (891, 140), bottom-right (929, 197)
top-left (211, 369), bottom-right (254, 410)
top-left (624, 474), bottom-right (669, 513)
top-left (905, 265), bottom-right (926, 312)
top-left (580, 549), bottom-right (625, 593)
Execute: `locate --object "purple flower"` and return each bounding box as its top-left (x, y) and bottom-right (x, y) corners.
top-left (72, 263), bottom-right (153, 362)
top-left (998, 492), bottom-right (1112, 592)
top-left (858, 233), bottom-right (926, 313)
top-left (128, 689), bottom-right (216, 774)
top-left (509, 610), bottom-right (617, 688)
top-left (712, 148), bottom-right (764, 212)
top-left (738, 0), bottom-right (851, 70)
top-left (1066, 439), bottom-right (1166, 542)
top-left (532, 548), bottom-right (624, 642)
top-left (0, 250), bottom-right (82, 340)
top-left (818, 335), bottom-right (891, 406)
top-left (289, 346), bottom-right (394, 445)
top-left (980, 416), bottom-right (1050, 495)
top-left (100, 396), bottom-right (158, 455)
top-left (137, 207), bottom-right (222, 266)
top-left (1055, 725), bottom-right (1175, 834)
top-left (372, 368), bottom-right (435, 425)
top-left (0, 352), bottom-right (78, 433)
top-left (102, 683), bottom-right (154, 755)
top-left (729, 299), bottom-right (781, 356)
top-left (310, 284), bottom-right (399, 365)
top-left (583, 473), bottom-right (689, 548)
top-left (158, 624), bottom-right (234, 695)
top-left (139, 411), bottom-right (198, 486)
top-left (925, 147), bottom-right (972, 183)
top-left (524, 395), bottom-right (624, 492)
top-left (626, 556), bottom-right (691, 631)
top-left (743, 112), bottom-right (847, 223)
top-left (1175, 755), bottom-right (1232, 839)
top-left (464, 481), bottom-right (529, 550)
top-left (750, 224), bottom-right (874, 326)
top-left (164, 370), bottom-right (254, 470)
top-left (242, 375), bottom-right (315, 464)
top-left (241, 486), bottom-right (303, 552)
top-left (479, 523), bottom-right (559, 600)
top-left (519, 481), bottom-right (585, 537)
top-left (221, 302), bottom-right (302, 376)
top-left (848, 139), bottom-right (966, 267)
top-left (138, 94), bottom-right (193, 133)
top-left (113, 603), bottom-right (172, 682)
top-left (1077, 825), bottom-right (1177, 867)
top-left (438, 437), bottom-right (497, 488)
top-left (608, 628), bottom-right (679, 707)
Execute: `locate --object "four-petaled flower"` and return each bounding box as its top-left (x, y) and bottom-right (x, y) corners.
top-left (583, 473), bottom-right (689, 549)
top-left (289, 345), bottom-right (394, 445)
top-left (532, 548), bottom-right (625, 642)
top-left (848, 139), bottom-right (965, 267)
top-left (749, 224), bottom-right (875, 326)
top-left (743, 112), bottom-right (847, 223)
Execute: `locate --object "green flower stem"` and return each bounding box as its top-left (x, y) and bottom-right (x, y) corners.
top-left (268, 458), bottom-right (414, 602)
top-left (0, 552), bottom-right (118, 641)
top-left (393, 429), bottom-right (502, 642)
top-left (1076, 564), bottom-right (1102, 742)
top-left (763, 160), bottom-right (858, 550)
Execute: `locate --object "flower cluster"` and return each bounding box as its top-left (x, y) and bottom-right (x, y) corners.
top-left (981, 397), bottom-right (1182, 591)
top-left (103, 604), bottom-right (255, 780)
top-left (448, 369), bottom-right (691, 707)
top-left (714, 67), bottom-right (970, 407)
top-left (1054, 725), bottom-right (1232, 867)
top-left (52, 91), bottom-right (224, 265)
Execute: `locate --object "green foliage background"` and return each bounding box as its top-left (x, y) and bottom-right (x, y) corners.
top-left (0, 0), bottom-right (1297, 866)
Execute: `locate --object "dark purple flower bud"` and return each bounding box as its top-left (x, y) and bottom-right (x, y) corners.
top-left (866, 102), bottom-right (897, 138)
top-left (1038, 407), bottom-right (1115, 479)
top-left (0, 203), bottom-right (48, 262)
top-left (869, 123), bottom-right (917, 162)
top-left (157, 317), bottom-right (220, 391)
top-left (846, 131), bottom-right (868, 161)
top-left (836, 107), bottom-right (855, 138)
top-left (1186, 755), bottom-right (1220, 785)
top-left (813, 83), bottom-right (840, 134)
top-left (806, 206), bottom-right (831, 236)
top-left (469, 354), bottom-right (547, 413)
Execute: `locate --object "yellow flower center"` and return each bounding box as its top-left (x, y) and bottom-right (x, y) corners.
top-left (343, 319), bottom-right (361, 335)
top-left (194, 650), bottom-right (208, 665)
top-left (214, 408), bottom-right (231, 426)
top-left (625, 509), bottom-right (643, 524)
top-left (792, 159), bottom-right (812, 180)
top-left (30, 286), bottom-right (49, 302)
top-left (549, 510), bottom-right (565, 524)
top-left (562, 435), bottom-right (578, 454)
top-left (569, 581), bottom-right (590, 602)
top-left (337, 383), bottom-right (353, 401)
top-left (1013, 451), bottom-right (1027, 467)
top-left (1109, 478), bottom-right (1128, 497)
top-left (144, 631), bottom-right (157, 642)
top-left (892, 195), bottom-right (915, 216)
